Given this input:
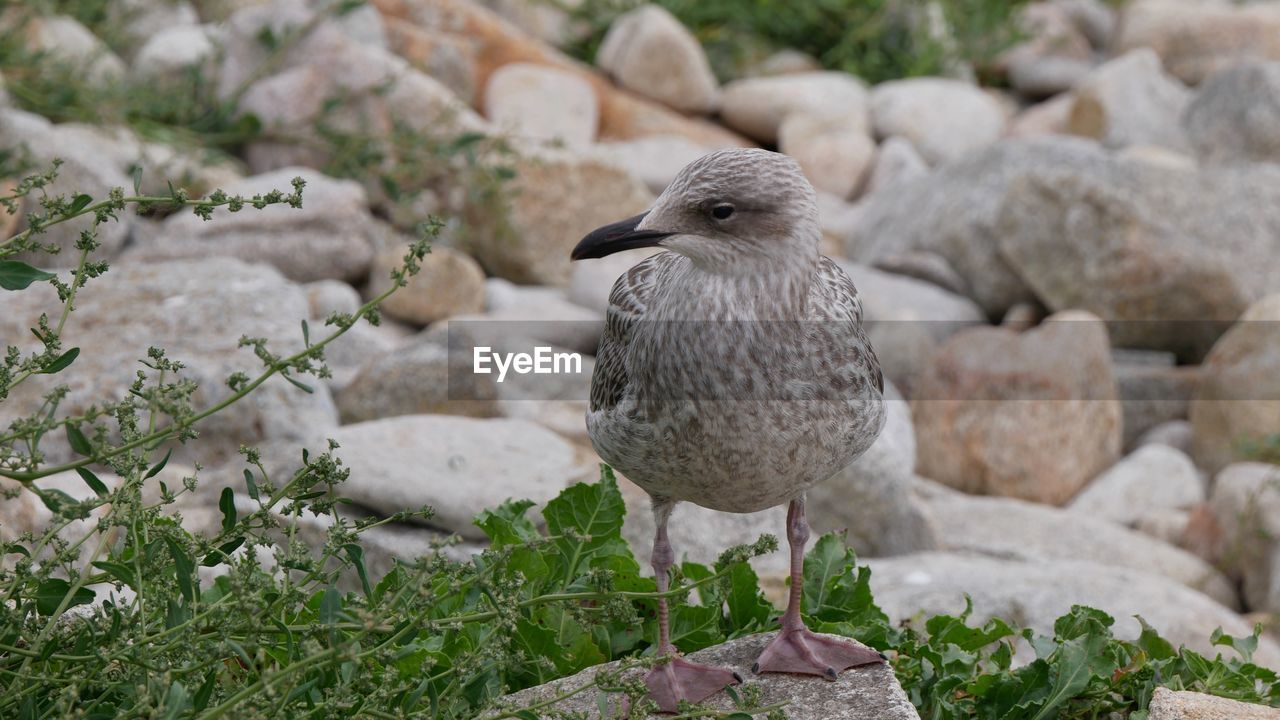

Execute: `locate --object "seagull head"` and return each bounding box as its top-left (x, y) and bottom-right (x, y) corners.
top-left (571, 148), bottom-right (820, 273)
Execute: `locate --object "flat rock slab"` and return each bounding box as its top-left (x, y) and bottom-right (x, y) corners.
top-left (1149, 686), bottom-right (1280, 719)
top-left (499, 632), bottom-right (920, 719)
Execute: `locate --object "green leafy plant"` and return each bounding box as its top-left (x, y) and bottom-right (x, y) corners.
top-left (563, 0), bottom-right (1028, 85)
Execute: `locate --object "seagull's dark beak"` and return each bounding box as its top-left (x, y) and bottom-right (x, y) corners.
top-left (571, 213), bottom-right (673, 260)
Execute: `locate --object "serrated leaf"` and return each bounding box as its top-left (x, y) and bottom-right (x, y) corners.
top-left (542, 467), bottom-right (625, 580)
top-left (474, 499), bottom-right (538, 547)
top-left (33, 578), bottom-right (94, 616)
top-left (145, 449), bottom-right (173, 479)
top-left (219, 487), bottom-right (236, 533)
top-left (65, 424), bottom-right (92, 456)
top-left (75, 467), bottom-right (109, 498)
top-left (0, 260), bottom-right (57, 290)
top-left (41, 347), bottom-right (79, 374)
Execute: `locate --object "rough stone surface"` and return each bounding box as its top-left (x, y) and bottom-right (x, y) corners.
top-left (1184, 62), bottom-right (1280, 166)
top-left (596, 4), bottom-right (718, 115)
top-left (912, 312), bottom-right (1123, 506)
top-left (621, 382), bottom-right (935, 582)
top-left (917, 480), bottom-right (1237, 607)
top-left (369, 244), bottom-right (486, 325)
top-left (336, 338), bottom-right (499, 423)
top-left (1115, 360), bottom-right (1201, 449)
top-left (0, 108), bottom-right (132, 265)
top-left (1068, 445), bottom-right (1204, 527)
top-left (134, 168), bottom-right (376, 283)
top-left (1149, 687), bottom-right (1280, 719)
top-left (500, 632), bottom-right (920, 719)
top-left (484, 62), bottom-right (598, 149)
top-left (862, 136), bottom-right (929, 197)
top-left (0, 259), bottom-right (338, 466)
top-left (1190, 295), bottom-right (1280, 473)
top-left (778, 112), bottom-right (876, 199)
top-left (833, 261), bottom-right (986, 394)
top-left (268, 415), bottom-right (592, 539)
top-left (1209, 463), bottom-right (1280, 614)
top-left (870, 78), bottom-right (1006, 164)
top-left (463, 147), bottom-right (653, 286)
top-left (995, 148), bottom-right (1280, 360)
top-left (1114, 0), bottom-right (1280, 86)
top-left (719, 72), bottom-right (869, 144)
top-left (1000, 2), bottom-right (1095, 98)
top-left (865, 552), bottom-right (1278, 668)
top-left (1066, 49), bottom-right (1191, 151)
top-left (590, 135), bottom-right (712, 194)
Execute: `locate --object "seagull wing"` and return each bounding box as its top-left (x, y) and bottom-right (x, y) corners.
top-left (812, 257), bottom-right (884, 394)
top-left (590, 252), bottom-right (680, 412)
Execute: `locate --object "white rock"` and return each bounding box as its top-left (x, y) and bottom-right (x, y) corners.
top-left (1136, 420), bottom-right (1195, 456)
top-left (369, 244), bottom-right (487, 326)
top-left (1068, 445), bottom-right (1204, 527)
top-left (862, 136), bottom-right (930, 196)
top-left (27, 14), bottom-right (126, 83)
top-left (719, 72), bottom-right (870, 144)
top-left (303, 280), bottom-right (361, 320)
top-left (1149, 687), bottom-right (1280, 720)
top-left (479, 278), bottom-right (604, 353)
top-left (1007, 92), bottom-right (1074, 137)
top-left (132, 24), bottom-right (216, 82)
top-left (590, 135), bottom-right (713, 194)
top-left (568, 248), bottom-right (662, 315)
top-left (108, 0), bottom-right (200, 55)
top-left (1183, 61), bottom-right (1280, 166)
top-left (1209, 463), bottom-right (1280, 614)
top-left (870, 78), bottom-right (1006, 164)
top-left (596, 4), bottom-right (718, 115)
top-left (484, 62), bottom-right (598, 149)
top-left (778, 112), bottom-right (876, 199)
top-left (1067, 48), bottom-right (1192, 151)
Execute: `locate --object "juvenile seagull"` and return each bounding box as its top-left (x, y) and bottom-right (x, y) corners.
top-left (571, 148), bottom-right (887, 712)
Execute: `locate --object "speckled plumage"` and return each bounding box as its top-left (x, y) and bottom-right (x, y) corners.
top-left (585, 149), bottom-right (886, 514)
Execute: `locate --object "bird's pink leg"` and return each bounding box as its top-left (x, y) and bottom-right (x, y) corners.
top-left (644, 503), bottom-right (741, 713)
top-left (752, 496), bottom-right (886, 680)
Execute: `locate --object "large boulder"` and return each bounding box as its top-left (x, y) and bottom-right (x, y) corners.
top-left (862, 136), bottom-right (929, 197)
top-left (368, 244), bottom-right (486, 326)
top-left (483, 62), bottom-right (598, 149)
top-left (461, 147), bottom-right (654, 286)
top-left (334, 338), bottom-right (500, 424)
top-left (719, 72), bottom-right (869, 144)
top-left (917, 480), bottom-right (1236, 607)
top-left (17, 13), bottom-right (126, 82)
top-left (865, 552), bottom-right (1280, 669)
top-left (500, 632), bottom-right (920, 719)
top-left (1209, 463), bottom-right (1280, 614)
top-left (1189, 295), bottom-right (1280, 473)
top-left (869, 78), bottom-right (1006, 165)
top-left (589, 136), bottom-right (712, 195)
top-left (912, 312), bottom-right (1123, 506)
top-left (0, 259), bottom-right (339, 466)
top-left (261, 415), bottom-right (594, 539)
top-left (1149, 687), bottom-right (1280, 720)
top-left (128, 168), bottom-right (377, 283)
top-left (996, 149), bottom-right (1280, 360)
top-left (778, 112), bottom-right (876, 200)
top-left (595, 4), bottom-right (718, 115)
top-left (1067, 445), bottom-right (1204, 528)
top-left (1066, 48), bottom-right (1191, 151)
top-left (1114, 0), bottom-right (1280, 86)
top-left (1183, 62), bottom-right (1280, 166)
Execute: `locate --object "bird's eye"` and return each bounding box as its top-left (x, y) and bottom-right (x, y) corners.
top-left (710, 204), bottom-right (735, 220)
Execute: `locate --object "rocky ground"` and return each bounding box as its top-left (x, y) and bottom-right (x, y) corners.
top-left (3, 0), bottom-right (1280, 716)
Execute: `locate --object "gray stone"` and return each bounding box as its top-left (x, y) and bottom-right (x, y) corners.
top-left (1184, 62), bottom-right (1280, 166)
top-left (590, 136), bottom-right (713, 195)
top-left (995, 147), bottom-right (1280, 360)
top-left (1053, 0), bottom-right (1114, 51)
top-left (484, 62), bottom-right (598, 149)
top-left (833, 261), bottom-right (986, 394)
top-left (1136, 420), bottom-right (1195, 457)
top-left (596, 4), bottom-right (718, 115)
top-left (1149, 686), bottom-right (1280, 720)
top-left (0, 109), bottom-right (132, 265)
top-left (132, 24), bottom-right (217, 83)
top-left (478, 278), bottom-right (604, 354)
top-left (1067, 49), bottom-right (1191, 151)
top-left (870, 78), bottom-right (1006, 164)
top-left (1068, 445), bottom-right (1204, 527)
top-left (268, 415), bottom-right (593, 539)
top-left (1008, 93), bottom-right (1074, 137)
top-left (23, 14), bottom-right (126, 83)
top-left (862, 137), bottom-right (929, 197)
top-left (335, 338), bottom-right (500, 424)
top-left (499, 632), bottom-right (920, 719)
top-left (568, 248), bottom-right (663, 315)
top-left (109, 0), bottom-right (201, 56)
top-left (779, 112), bottom-right (876, 199)
top-left (320, 320), bottom-right (401, 393)
top-left (303, 279), bottom-right (361, 320)
top-left (1116, 361), bottom-right (1201, 449)
top-left (0, 259), bottom-right (339, 467)
top-left (1000, 2), bottom-right (1095, 98)
top-left (719, 72), bottom-right (870, 144)
top-left (133, 167), bottom-right (376, 282)
top-left (868, 251), bottom-right (970, 299)
top-left (369, 244), bottom-right (486, 326)
top-left (912, 312), bottom-right (1123, 506)
top-left (865, 552), bottom-right (1278, 668)
top-left (1114, 0), bottom-right (1280, 86)
top-left (1190, 295), bottom-right (1280, 473)
top-left (917, 480), bottom-right (1236, 608)
top-left (1209, 463), bottom-right (1280, 614)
